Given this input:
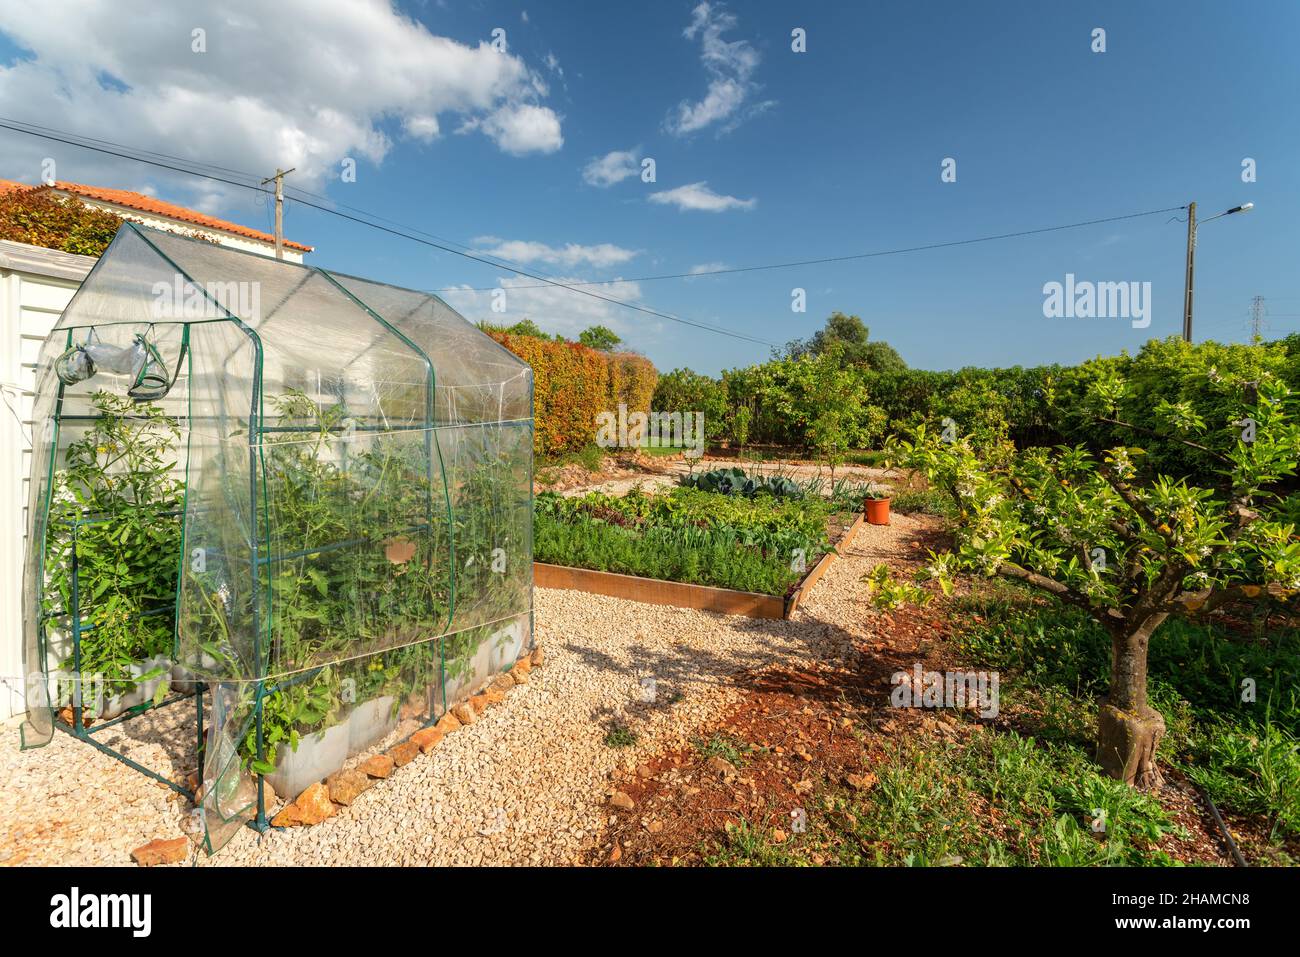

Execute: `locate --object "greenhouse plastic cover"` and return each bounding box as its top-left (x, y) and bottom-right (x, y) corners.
top-left (21, 223), bottom-right (534, 851)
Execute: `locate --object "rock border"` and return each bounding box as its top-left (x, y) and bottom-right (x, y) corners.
top-left (268, 645), bottom-right (543, 829)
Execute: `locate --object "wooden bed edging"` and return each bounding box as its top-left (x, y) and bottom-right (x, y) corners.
top-left (533, 561), bottom-right (788, 618)
top-left (534, 507), bottom-right (870, 621)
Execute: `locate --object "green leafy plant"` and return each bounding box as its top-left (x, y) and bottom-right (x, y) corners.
top-left (885, 374), bottom-right (1300, 787)
top-left (535, 486), bottom-right (838, 595)
top-left (45, 392), bottom-right (182, 700)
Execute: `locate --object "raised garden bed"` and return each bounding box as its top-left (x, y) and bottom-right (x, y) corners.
top-left (534, 485), bottom-right (869, 619)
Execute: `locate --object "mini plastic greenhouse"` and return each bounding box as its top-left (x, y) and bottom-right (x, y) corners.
top-left (21, 223), bottom-right (533, 851)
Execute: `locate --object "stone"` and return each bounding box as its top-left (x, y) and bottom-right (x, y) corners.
top-left (327, 769), bottom-right (373, 806)
top-left (608, 842), bottom-right (622, 863)
top-left (636, 764), bottom-right (653, 779)
top-left (411, 726), bottom-right (444, 754)
top-left (509, 662), bottom-right (530, 685)
top-left (470, 693), bottom-right (492, 713)
top-left (609, 791), bottom-right (635, 811)
top-left (492, 674), bottom-right (515, 694)
top-left (271, 782), bottom-right (336, 827)
top-left (645, 820), bottom-right (663, 834)
top-left (389, 740), bottom-right (420, 767)
top-left (845, 772), bottom-right (877, 791)
top-left (513, 656), bottom-right (532, 675)
top-left (452, 702), bottom-right (477, 725)
top-left (483, 687), bottom-right (507, 705)
top-left (131, 836), bottom-right (188, 866)
top-left (772, 829), bottom-right (787, 843)
top-left (705, 756), bottom-right (736, 779)
top-left (359, 754), bottom-right (394, 779)
top-left (530, 646), bottom-right (544, 667)
top-left (435, 712), bottom-right (462, 735)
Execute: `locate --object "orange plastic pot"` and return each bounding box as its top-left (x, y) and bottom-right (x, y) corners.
top-left (865, 497), bottom-right (891, 525)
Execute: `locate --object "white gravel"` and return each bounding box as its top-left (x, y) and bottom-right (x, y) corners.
top-left (0, 514), bottom-right (927, 866)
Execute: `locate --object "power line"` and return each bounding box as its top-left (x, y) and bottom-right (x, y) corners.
top-left (0, 117), bottom-right (608, 302)
top-left (432, 205), bottom-right (1189, 292)
top-left (0, 117), bottom-right (1189, 349)
top-left (0, 118), bottom-right (774, 347)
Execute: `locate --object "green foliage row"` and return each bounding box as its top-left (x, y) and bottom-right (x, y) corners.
top-left (681, 466), bottom-right (804, 498)
top-left (654, 332), bottom-right (1300, 484)
top-left (534, 486), bottom-right (837, 595)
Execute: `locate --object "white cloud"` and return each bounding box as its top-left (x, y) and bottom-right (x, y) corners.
top-left (689, 262), bottom-right (728, 275)
top-left (648, 181), bottom-right (755, 213)
top-left (665, 2), bottom-right (771, 136)
top-left (463, 102), bottom-right (563, 155)
top-left (473, 237), bottom-right (637, 268)
top-left (582, 148), bottom-right (640, 188)
top-left (442, 276), bottom-right (655, 341)
top-left (0, 0), bottom-right (564, 207)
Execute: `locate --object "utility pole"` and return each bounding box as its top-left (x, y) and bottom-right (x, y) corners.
top-left (1181, 201), bottom-right (1253, 344)
top-left (1250, 295), bottom-right (1265, 342)
top-left (1182, 201), bottom-right (1197, 342)
top-left (260, 167), bottom-right (295, 259)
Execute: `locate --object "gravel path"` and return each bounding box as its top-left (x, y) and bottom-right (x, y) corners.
top-left (0, 514), bottom-right (925, 867)
top-left (563, 458), bottom-right (902, 498)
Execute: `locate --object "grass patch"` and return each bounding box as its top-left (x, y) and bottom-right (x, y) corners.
top-left (889, 487), bottom-right (956, 517)
top-left (538, 442), bottom-right (605, 474)
top-left (694, 732), bottom-right (758, 766)
top-left (604, 723), bottom-right (638, 748)
top-left (951, 582), bottom-right (1300, 845)
top-left (703, 732), bottom-right (1181, 867)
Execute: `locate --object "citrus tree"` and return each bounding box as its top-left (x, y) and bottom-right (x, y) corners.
top-left (882, 375), bottom-right (1300, 787)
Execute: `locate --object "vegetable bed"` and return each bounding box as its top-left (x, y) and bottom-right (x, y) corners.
top-left (534, 486), bottom-right (852, 597)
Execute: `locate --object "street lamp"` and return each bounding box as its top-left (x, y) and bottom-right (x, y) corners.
top-left (1183, 201), bottom-right (1254, 342)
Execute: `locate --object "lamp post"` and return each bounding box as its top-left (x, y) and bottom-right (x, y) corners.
top-left (1183, 201), bottom-right (1253, 342)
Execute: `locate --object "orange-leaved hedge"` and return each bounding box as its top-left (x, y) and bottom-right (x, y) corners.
top-left (609, 352), bottom-right (657, 418)
top-left (489, 333), bottom-right (658, 456)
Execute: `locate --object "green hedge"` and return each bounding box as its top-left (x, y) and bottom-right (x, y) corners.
top-left (654, 336), bottom-right (1300, 483)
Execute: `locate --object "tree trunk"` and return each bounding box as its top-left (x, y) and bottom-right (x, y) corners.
top-left (1096, 614), bottom-right (1167, 788)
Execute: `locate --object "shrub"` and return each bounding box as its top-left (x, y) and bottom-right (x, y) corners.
top-left (490, 332), bottom-right (609, 457)
top-left (491, 334), bottom-right (658, 457)
top-left (0, 188), bottom-right (128, 257)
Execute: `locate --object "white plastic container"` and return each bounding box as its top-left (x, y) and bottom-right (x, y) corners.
top-left (265, 720), bottom-right (350, 799)
top-left (129, 655), bottom-right (172, 703)
top-left (348, 696), bottom-right (397, 755)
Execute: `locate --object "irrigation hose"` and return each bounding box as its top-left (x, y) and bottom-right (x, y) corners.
top-left (1196, 783), bottom-right (1248, 867)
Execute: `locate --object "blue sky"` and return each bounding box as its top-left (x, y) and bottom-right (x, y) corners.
top-left (1, 0), bottom-right (1297, 376)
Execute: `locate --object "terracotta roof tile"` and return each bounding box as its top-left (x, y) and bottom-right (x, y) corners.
top-left (47, 180), bottom-right (313, 252)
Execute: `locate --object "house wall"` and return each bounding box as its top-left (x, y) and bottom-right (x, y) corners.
top-left (69, 197), bottom-right (306, 264)
top-left (0, 241), bottom-right (93, 720)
